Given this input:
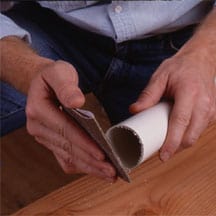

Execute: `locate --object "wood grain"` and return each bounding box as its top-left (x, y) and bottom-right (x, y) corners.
top-left (13, 123), bottom-right (216, 216)
top-left (1, 127), bottom-right (83, 215)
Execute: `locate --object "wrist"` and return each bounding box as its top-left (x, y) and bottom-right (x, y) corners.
top-left (175, 38), bottom-right (216, 77)
top-left (0, 36), bottom-right (55, 93)
top-left (176, 8), bottom-right (216, 76)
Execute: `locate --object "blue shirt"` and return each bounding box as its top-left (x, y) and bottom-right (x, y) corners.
top-left (0, 0), bottom-right (215, 43)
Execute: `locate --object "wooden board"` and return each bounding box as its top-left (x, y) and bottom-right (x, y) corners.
top-left (1, 127), bottom-right (83, 215)
top-left (13, 123), bottom-right (216, 216)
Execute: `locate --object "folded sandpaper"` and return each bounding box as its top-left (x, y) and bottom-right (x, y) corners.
top-left (63, 107), bottom-right (131, 182)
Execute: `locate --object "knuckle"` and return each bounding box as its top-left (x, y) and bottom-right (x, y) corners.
top-left (184, 136), bottom-right (197, 147)
top-left (57, 83), bottom-right (74, 104)
top-left (55, 122), bottom-right (68, 138)
top-left (160, 58), bottom-right (171, 67)
top-left (55, 60), bottom-right (77, 75)
top-left (164, 140), bottom-right (179, 154)
top-left (65, 154), bottom-right (75, 166)
top-left (188, 87), bottom-right (198, 98)
top-left (150, 70), bottom-right (166, 84)
top-left (199, 104), bottom-right (211, 117)
top-left (140, 89), bottom-right (156, 103)
top-left (57, 124), bottom-right (67, 138)
top-left (25, 105), bottom-right (37, 120)
top-left (81, 163), bottom-right (92, 174)
top-left (149, 72), bottom-right (159, 82)
top-left (141, 89), bottom-right (153, 97)
top-left (26, 121), bottom-right (36, 136)
top-left (60, 141), bottom-right (72, 153)
top-left (173, 113), bottom-right (190, 127)
top-left (159, 58), bottom-right (175, 72)
top-left (203, 96), bottom-right (211, 105)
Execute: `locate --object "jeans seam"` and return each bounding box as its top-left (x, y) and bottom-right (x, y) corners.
top-left (1, 107), bottom-right (25, 119)
top-left (94, 57), bottom-right (125, 99)
top-left (103, 57), bottom-right (117, 81)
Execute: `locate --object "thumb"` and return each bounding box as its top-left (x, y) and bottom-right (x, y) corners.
top-left (129, 73), bottom-right (167, 113)
top-left (42, 60), bottom-right (85, 108)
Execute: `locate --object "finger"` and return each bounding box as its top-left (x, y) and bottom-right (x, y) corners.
top-left (182, 98), bottom-right (212, 148)
top-left (31, 122), bottom-right (116, 177)
top-left (29, 119), bottom-right (106, 162)
top-left (182, 114), bottom-right (209, 149)
top-left (28, 119), bottom-right (76, 154)
top-left (36, 133), bottom-right (116, 179)
top-left (26, 99), bottom-right (105, 161)
top-left (129, 71), bottom-right (168, 114)
top-left (35, 136), bottom-right (72, 161)
top-left (54, 153), bottom-right (116, 182)
top-left (42, 60), bottom-right (85, 108)
top-left (160, 91), bottom-right (194, 161)
top-left (53, 152), bottom-right (77, 173)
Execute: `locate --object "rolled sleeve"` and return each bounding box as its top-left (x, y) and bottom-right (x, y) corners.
top-left (0, 13), bottom-right (31, 42)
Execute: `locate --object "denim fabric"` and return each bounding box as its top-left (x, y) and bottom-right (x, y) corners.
top-left (1, 2), bottom-right (194, 136)
top-left (0, 82), bottom-right (26, 136)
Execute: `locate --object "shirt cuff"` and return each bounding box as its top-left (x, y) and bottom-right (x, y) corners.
top-left (0, 13), bottom-right (31, 43)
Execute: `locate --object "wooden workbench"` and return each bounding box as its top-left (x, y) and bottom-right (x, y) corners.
top-left (13, 123), bottom-right (216, 216)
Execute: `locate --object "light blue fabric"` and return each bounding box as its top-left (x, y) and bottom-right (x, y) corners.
top-left (0, 0), bottom-right (215, 42)
top-left (0, 13), bottom-right (31, 42)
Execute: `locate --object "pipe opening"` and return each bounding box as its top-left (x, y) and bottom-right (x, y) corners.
top-left (107, 126), bottom-right (142, 169)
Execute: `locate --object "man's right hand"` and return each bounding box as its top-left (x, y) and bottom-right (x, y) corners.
top-left (1, 37), bottom-right (116, 181)
top-left (25, 60), bottom-right (116, 182)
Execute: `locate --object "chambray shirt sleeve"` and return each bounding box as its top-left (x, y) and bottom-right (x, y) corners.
top-left (0, 13), bottom-right (31, 42)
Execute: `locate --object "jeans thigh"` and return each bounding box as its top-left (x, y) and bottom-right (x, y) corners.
top-left (95, 26), bottom-right (194, 125)
top-left (0, 82), bottom-right (27, 136)
top-left (94, 59), bottom-right (163, 125)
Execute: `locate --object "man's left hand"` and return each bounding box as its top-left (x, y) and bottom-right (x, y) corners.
top-left (130, 44), bottom-right (216, 161)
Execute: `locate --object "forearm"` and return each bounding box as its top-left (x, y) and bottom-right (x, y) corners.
top-left (177, 7), bottom-right (216, 76)
top-left (0, 36), bottom-right (53, 94)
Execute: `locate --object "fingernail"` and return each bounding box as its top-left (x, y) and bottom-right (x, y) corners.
top-left (160, 151), bottom-right (170, 162)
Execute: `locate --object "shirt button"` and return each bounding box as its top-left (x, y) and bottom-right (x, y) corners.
top-left (115, 5), bottom-right (122, 13)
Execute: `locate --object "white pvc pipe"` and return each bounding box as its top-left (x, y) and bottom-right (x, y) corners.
top-left (106, 102), bottom-right (171, 169)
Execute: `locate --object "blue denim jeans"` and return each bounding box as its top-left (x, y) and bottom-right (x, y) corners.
top-left (1, 2), bottom-right (194, 136)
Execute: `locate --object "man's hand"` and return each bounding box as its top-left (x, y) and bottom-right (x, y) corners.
top-left (130, 8), bottom-right (216, 161)
top-left (1, 37), bottom-right (116, 182)
top-left (26, 60), bottom-right (116, 181)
